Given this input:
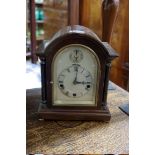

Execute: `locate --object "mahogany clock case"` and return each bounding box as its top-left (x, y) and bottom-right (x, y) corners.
top-left (36, 25), bottom-right (118, 121)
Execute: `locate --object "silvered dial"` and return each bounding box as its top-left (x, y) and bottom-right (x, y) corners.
top-left (58, 64), bottom-right (92, 97)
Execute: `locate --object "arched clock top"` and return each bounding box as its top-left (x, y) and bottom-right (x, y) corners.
top-left (36, 25), bottom-right (118, 62)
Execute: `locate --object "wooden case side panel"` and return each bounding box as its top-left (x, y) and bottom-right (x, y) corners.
top-left (40, 57), bottom-right (47, 104)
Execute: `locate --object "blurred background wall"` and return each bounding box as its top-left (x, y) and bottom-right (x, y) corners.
top-left (27, 0), bottom-right (129, 90)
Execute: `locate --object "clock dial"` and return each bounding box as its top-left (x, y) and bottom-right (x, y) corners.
top-left (52, 44), bottom-right (100, 106)
top-left (69, 49), bottom-right (83, 63)
top-left (58, 64), bottom-right (92, 98)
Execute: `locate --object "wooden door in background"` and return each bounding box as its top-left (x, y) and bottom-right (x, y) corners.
top-left (79, 0), bottom-right (129, 90)
top-left (110, 0), bottom-right (129, 91)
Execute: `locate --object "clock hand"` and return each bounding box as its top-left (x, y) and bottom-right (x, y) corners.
top-left (74, 56), bottom-right (78, 61)
top-left (73, 65), bottom-right (78, 85)
top-left (76, 81), bottom-right (91, 85)
top-left (75, 50), bottom-right (78, 61)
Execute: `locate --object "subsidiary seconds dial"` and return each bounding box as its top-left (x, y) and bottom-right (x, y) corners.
top-left (58, 64), bottom-right (92, 97)
top-left (70, 49), bottom-right (83, 63)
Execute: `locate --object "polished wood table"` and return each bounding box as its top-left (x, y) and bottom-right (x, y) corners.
top-left (26, 82), bottom-right (129, 154)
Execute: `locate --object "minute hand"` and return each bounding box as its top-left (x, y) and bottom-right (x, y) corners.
top-left (76, 81), bottom-right (90, 85)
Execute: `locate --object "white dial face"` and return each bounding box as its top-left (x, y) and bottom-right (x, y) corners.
top-left (58, 64), bottom-right (92, 97)
top-left (52, 44), bottom-right (100, 106)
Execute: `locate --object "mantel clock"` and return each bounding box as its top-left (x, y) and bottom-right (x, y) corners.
top-left (36, 25), bottom-right (118, 121)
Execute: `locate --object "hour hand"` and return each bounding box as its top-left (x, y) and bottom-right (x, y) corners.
top-left (73, 73), bottom-right (77, 85)
top-left (73, 78), bottom-right (77, 85)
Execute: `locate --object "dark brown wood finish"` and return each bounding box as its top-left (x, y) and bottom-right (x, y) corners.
top-left (102, 0), bottom-right (120, 43)
top-left (68, 0), bottom-right (80, 25)
top-left (40, 57), bottom-right (47, 104)
top-left (29, 0), bottom-right (38, 63)
top-left (79, 0), bottom-right (90, 26)
top-left (107, 0), bottom-right (129, 90)
top-left (37, 25), bottom-right (118, 121)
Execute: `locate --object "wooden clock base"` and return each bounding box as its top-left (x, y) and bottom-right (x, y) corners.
top-left (38, 103), bottom-right (111, 122)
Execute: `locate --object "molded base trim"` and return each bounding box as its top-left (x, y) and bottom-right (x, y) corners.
top-left (38, 103), bottom-right (111, 121)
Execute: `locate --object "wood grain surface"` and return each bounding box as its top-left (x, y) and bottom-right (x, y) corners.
top-left (79, 0), bottom-right (129, 90)
top-left (26, 82), bottom-right (129, 154)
